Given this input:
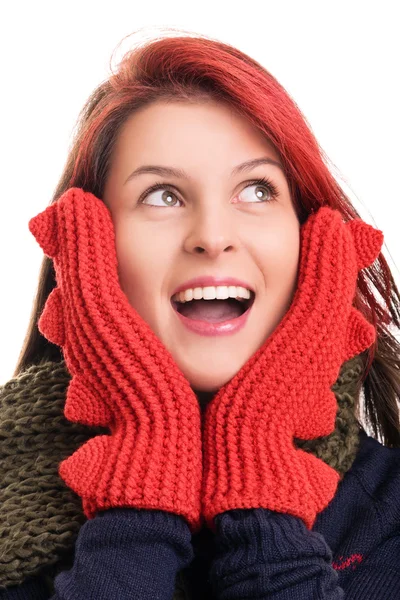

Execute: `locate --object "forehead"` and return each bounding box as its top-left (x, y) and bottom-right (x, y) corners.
top-left (113, 99), bottom-right (281, 163)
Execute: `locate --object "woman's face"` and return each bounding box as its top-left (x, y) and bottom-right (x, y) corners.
top-left (103, 100), bottom-right (301, 397)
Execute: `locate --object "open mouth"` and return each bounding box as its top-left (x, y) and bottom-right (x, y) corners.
top-left (171, 292), bottom-right (255, 323)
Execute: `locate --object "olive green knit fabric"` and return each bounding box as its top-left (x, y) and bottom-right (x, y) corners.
top-left (0, 354), bottom-right (365, 597)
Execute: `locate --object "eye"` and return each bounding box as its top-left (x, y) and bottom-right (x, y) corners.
top-left (238, 177), bottom-right (279, 204)
top-left (139, 183), bottom-right (182, 208)
top-left (138, 176), bottom-right (279, 208)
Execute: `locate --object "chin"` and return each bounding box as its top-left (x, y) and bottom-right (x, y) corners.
top-left (164, 335), bottom-right (257, 394)
top-left (167, 341), bottom-right (256, 394)
top-left (185, 364), bottom-right (239, 394)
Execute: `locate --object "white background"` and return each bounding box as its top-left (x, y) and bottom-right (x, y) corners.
top-left (1, 1), bottom-right (399, 385)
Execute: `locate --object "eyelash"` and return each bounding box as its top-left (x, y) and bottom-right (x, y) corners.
top-left (138, 176), bottom-right (280, 207)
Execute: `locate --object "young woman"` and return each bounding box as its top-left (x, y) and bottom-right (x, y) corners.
top-left (1, 31), bottom-right (399, 600)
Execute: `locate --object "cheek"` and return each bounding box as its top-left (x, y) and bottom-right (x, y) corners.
top-left (253, 219), bottom-right (301, 328)
top-left (258, 220), bottom-right (300, 288)
top-left (113, 219), bottom-right (173, 313)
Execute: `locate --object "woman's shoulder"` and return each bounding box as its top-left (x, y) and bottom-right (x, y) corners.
top-left (350, 429), bottom-right (400, 509)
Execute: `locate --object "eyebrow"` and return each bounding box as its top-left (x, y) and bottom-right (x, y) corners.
top-left (124, 156), bottom-right (284, 185)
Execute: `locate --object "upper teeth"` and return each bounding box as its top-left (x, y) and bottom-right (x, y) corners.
top-left (172, 286), bottom-right (252, 303)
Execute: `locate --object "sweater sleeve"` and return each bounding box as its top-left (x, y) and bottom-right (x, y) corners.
top-left (209, 508), bottom-right (400, 599)
top-left (209, 508), bottom-right (344, 599)
top-left (0, 508), bottom-right (194, 600)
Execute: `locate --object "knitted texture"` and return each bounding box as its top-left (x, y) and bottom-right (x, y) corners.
top-left (201, 205), bottom-right (383, 532)
top-left (0, 362), bottom-right (105, 590)
top-left (0, 355), bottom-right (364, 596)
top-left (28, 187), bottom-right (203, 533)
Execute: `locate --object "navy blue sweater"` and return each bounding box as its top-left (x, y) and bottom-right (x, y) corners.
top-left (2, 430), bottom-right (400, 599)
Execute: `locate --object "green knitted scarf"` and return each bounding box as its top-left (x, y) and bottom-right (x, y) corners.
top-left (0, 354), bottom-right (366, 598)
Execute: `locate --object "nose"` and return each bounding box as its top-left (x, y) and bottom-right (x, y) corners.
top-left (183, 203), bottom-right (237, 258)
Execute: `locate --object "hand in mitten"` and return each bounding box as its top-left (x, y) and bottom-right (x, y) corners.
top-left (201, 206), bottom-right (383, 532)
top-left (29, 187), bottom-right (202, 533)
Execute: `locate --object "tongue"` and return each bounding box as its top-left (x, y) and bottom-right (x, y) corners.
top-left (177, 299), bottom-right (244, 322)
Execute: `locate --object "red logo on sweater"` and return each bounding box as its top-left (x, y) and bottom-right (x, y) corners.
top-left (332, 554), bottom-right (364, 571)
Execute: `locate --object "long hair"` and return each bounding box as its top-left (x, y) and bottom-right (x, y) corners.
top-left (13, 29), bottom-right (400, 447)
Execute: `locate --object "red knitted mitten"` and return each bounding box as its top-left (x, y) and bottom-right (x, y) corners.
top-left (29, 187), bottom-right (202, 533)
top-left (201, 206), bottom-right (383, 532)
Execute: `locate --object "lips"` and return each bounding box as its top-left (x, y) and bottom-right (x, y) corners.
top-left (171, 293), bottom-right (255, 336)
top-left (169, 277), bottom-right (256, 337)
